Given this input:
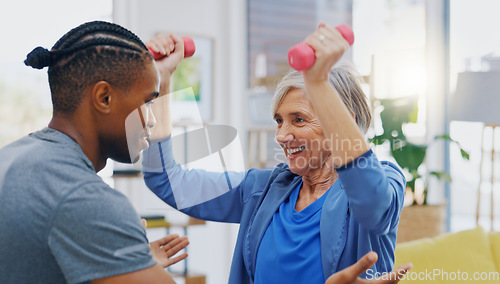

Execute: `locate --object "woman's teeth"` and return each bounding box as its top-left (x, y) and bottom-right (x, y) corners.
top-left (286, 146), bottom-right (305, 155)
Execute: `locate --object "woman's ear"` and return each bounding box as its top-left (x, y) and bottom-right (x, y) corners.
top-left (91, 81), bottom-right (113, 114)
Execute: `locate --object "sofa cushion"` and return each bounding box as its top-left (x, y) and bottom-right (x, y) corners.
top-left (394, 226), bottom-right (499, 283)
top-left (490, 231), bottom-right (500, 272)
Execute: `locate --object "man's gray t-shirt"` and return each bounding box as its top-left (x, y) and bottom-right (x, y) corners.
top-left (0, 128), bottom-right (156, 283)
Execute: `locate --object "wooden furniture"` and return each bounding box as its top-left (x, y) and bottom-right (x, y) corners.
top-left (476, 124), bottom-right (499, 231)
top-left (397, 204), bottom-right (446, 243)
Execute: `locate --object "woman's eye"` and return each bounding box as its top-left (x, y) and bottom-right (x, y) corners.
top-left (275, 118), bottom-right (283, 124)
top-left (296, 117), bottom-right (304, 123)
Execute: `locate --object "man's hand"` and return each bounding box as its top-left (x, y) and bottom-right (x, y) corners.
top-left (145, 33), bottom-right (185, 95)
top-left (149, 234), bottom-right (189, 268)
top-left (326, 252), bottom-right (412, 284)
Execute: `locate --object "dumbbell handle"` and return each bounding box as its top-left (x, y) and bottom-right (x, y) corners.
top-left (148, 36), bottom-right (196, 60)
top-left (288, 24), bottom-right (354, 71)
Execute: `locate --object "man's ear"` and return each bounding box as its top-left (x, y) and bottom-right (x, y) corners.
top-left (91, 81), bottom-right (113, 114)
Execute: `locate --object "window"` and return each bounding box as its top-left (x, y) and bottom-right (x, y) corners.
top-left (449, 0), bottom-right (500, 232)
top-left (0, 0), bottom-right (112, 147)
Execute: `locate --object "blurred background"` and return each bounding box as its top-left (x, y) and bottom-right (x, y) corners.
top-left (1, 0), bottom-right (500, 283)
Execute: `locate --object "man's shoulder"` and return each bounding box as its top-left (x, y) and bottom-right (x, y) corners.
top-left (0, 130), bottom-right (105, 214)
top-left (2, 129), bottom-right (88, 161)
top-left (1, 129), bottom-right (95, 178)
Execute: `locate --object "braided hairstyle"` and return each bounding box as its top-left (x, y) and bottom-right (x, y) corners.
top-left (24, 21), bottom-right (153, 113)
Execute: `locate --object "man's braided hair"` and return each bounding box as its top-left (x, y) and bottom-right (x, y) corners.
top-left (24, 21), bottom-right (153, 113)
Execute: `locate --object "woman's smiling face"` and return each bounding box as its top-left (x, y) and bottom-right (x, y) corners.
top-left (274, 88), bottom-right (331, 176)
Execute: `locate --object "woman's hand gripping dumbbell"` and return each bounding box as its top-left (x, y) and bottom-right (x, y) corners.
top-left (288, 24), bottom-right (354, 71)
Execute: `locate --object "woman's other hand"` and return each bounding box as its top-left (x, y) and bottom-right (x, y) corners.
top-left (149, 234), bottom-right (189, 268)
top-left (325, 252), bottom-right (412, 284)
top-left (143, 219), bottom-right (190, 268)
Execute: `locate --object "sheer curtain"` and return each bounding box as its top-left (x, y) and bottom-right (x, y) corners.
top-left (0, 0), bottom-right (112, 147)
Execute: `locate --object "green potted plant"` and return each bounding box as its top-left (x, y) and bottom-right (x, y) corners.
top-left (370, 95), bottom-right (470, 242)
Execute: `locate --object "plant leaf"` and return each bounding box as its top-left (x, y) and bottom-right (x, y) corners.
top-left (370, 135), bottom-right (387, 146)
top-left (434, 134), bottom-right (452, 141)
top-left (391, 141), bottom-right (427, 173)
top-left (429, 171), bottom-right (452, 182)
top-left (460, 149), bottom-right (470, 160)
top-left (434, 134), bottom-right (471, 160)
top-left (377, 96), bottom-right (419, 140)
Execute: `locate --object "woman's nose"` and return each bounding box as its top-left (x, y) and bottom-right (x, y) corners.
top-left (276, 126), bottom-right (294, 144)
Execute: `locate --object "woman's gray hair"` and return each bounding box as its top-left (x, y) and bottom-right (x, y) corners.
top-left (271, 65), bottom-right (371, 133)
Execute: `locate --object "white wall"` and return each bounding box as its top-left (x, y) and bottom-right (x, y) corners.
top-left (425, 0), bottom-right (447, 205)
top-left (113, 1), bottom-right (247, 283)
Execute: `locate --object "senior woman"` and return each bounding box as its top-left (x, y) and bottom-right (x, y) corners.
top-left (142, 25), bottom-right (406, 284)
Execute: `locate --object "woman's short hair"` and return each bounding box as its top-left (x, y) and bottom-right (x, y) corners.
top-left (271, 65), bottom-right (372, 133)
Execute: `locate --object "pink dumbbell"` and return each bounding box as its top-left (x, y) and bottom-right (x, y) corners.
top-left (148, 36), bottom-right (196, 60)
top-left (288, 24), bottom-right (354, 71)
